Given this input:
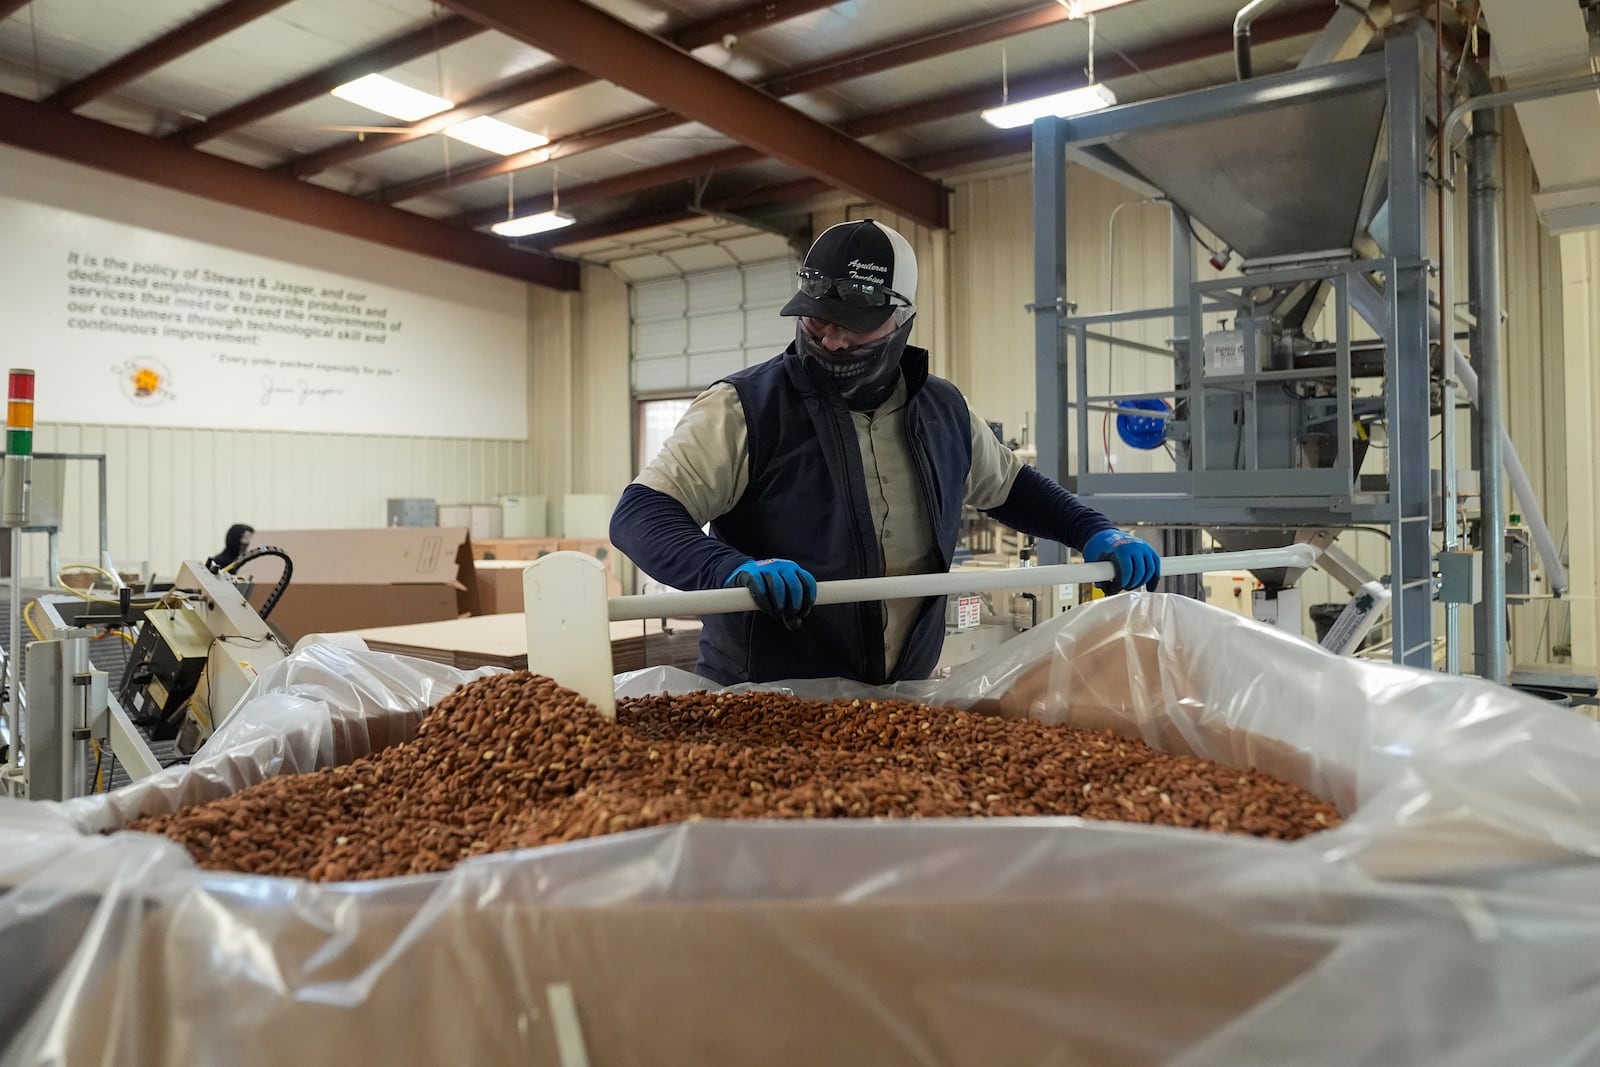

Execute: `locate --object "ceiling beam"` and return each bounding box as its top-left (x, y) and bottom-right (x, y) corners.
top-left (760, 1), bottom-right (1079, 98)
top-left (283, 0), bottom-right (838, 180)
top-left (535, 187), bottom-right (812, 251)
top-left (0, 91), bottom-right (577, 290)
top-left (692, 131), bottom-right (1038, 217)
top-left (532, 205), bottom-right (704, 250)
top-left (377, 109), bottom-right (679, 205)
top-left (46, 0), bottom-right (295, 112)
top-left (437, 0), bottom-right (948, 230)
top-left (458, 4), bottom-right (1330, 231)
top-left (280, 66), bottom-right (593, 178)
top-left (379, 0), bottom-right (1110, 207)
top-left (529, 129), bottom-right (1048, 251)
top-left (168, 16), bottom-right (487, 147)
top-left (841, 4), bottom-right (1332, 138)
top-left (462, 146), bottom-right (760, 229)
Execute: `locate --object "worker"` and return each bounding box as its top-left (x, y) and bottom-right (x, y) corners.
top-left (207, 523), bottom-right (254, 571)
top-left (610, 218), bottom-right (1160, 685)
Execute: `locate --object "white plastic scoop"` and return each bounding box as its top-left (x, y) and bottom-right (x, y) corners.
top-left (523, 544), bottom-right (1320, 718)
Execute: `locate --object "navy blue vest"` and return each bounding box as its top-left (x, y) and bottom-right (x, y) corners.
top-left (697, 345), bottom-right (972, 685)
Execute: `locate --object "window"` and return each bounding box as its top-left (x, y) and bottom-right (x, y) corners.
top-left (636, 396), bottom-right (694, 474)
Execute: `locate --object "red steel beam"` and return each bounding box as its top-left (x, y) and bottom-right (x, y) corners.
top-left (536, 204), bottom-right (704, 249)
top-left (760, 2), bottom-right (1078, 98)
top-left (845, 4), bottom-right (1332, 138)
top-left (459, 4), bottom-right (1329, 231)
top-left (285, 0), bottom-right (838, 180)
top-left (168, 16), bottom-right (487, 147)
top-left (709, 176), bottom-right (829, 215)
top-left (534, 193), bottom-right (806, 251)
top-left (0, 91), bottom-right (577, 290)
top-left (525, 130), bottom-right (1047, 250)
top-left (281, 66), bottom-right (593, 178)
top-left (709, 131), bottom-right (1035, 216)
top-left (46, 0), bottom-right (294, 111)
top-left (380, 0), bottom-right (1096, 207)
top-left (551, 129), bottom-right (1032, 247)
top-left (437, 0), bottom-right (948, 230)
top-left (377, 109), bottom-right (679, 205)
top-left (461, 146), bottom-right (760, 229)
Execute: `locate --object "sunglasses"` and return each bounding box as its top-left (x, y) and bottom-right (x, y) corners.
top-left (796, 267), bottom-right (910, 309)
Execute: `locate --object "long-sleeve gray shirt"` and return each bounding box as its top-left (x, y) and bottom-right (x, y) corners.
top-left (634, 379), bottom-right (1025, 668)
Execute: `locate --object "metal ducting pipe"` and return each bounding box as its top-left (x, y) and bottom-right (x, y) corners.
top-left (1467, 101), bottom-right (1509, 682)
top-left (1447, 347), bottom-right (1568, 600)
top-left (1233, 0), bottom-right (1286, 79)
top-left (1347, 276), bottom-right (1569, 600)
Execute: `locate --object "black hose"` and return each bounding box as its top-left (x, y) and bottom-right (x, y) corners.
top-left (1234, 27), bottom-right (1254, 80)
top-left (224, 546), bottom-right (294, 621)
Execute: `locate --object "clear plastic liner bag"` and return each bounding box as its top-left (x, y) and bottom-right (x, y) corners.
top-left (623, 594), bottom-right (1600, 880)
top-left (9, 594), bottom-right (1600, 1065)
top-left (60, 643), bottom-right (502, 835)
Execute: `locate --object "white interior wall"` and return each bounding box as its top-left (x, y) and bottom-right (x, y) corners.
top-left (31, 425), bottom-right (529, 580)
top-left (948, 161), bottom-right (1181, 472)
top-left (527, 263), bottom-right (640, 504)
top-left (1560, 230), bottom-right (1600, 668)
top-left (1502, 111), bottom-right (1571, 665)
top-left (11, 142), bottom-right (537, 582)
top-left (526, 262), bottom-right (634, 586)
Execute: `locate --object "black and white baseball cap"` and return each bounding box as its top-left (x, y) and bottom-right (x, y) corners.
top-left (779, 218), bottom-right (918, 333)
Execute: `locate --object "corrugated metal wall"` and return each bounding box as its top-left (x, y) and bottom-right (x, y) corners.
top-left (949, 162), bottom-right (1177, 473)
top-left (1502, 112), bottom-right (1570, 665)
top-left (1560, 230), bottom-right (1600, 667)
top-left (527, 262), bottom-right (631, 500)
top-left (28, 424), bottom-right (529, 580)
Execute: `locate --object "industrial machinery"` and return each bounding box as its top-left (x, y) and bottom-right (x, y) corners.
top-left (116, 557), bottom-right (291, 755)
top-left (1028, 25), bottom-right (1572, 675)
top-left (11, 554), bottom-right (293, 801)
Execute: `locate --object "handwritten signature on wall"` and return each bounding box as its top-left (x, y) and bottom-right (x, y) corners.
top-left (260, 375), bottom-right (345, 406)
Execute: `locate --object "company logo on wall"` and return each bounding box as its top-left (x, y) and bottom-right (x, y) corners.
top-left (112, 357), bottom-right (177, 406)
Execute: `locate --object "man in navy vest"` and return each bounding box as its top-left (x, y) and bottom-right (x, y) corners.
top-left (611, 219), bottom-right (1160, 686)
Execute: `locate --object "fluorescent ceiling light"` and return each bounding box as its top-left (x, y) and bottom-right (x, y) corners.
top-left (330, 73), bottom-right (453, 121)
top-left (980, 83), bottom-right (1117, 129)
top-left (491, 211), bottom-right (576, 237)
top-left (444, 116), bottom-right (550, 156)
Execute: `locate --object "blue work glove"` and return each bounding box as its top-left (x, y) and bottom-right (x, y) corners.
top-left (726, 558), bottom-right (818, 631)
top-left (1083, 530), bottom-right (1162, 592)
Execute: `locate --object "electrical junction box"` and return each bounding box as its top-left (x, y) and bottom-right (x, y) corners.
top-left (1505, 528), bottom-right (1533, 597)
top-left (1438, 550), bottom-right (1483, 605)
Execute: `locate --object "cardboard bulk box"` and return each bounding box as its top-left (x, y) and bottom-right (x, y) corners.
top-left (471, 537), bottom-right (561, 562)
top-left (559, 538), bottom-right (624, 597)
top-left (240, 527), bottom-right (479, 643)
top-left (472, 559), bottom-right (529, 615)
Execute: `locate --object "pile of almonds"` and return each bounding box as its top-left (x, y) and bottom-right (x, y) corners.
top-left (129, 672), bottom-right (1342, 882)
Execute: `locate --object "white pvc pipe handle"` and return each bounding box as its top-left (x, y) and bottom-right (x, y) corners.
top-left (607, 545), bottom-right (1318, 621)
